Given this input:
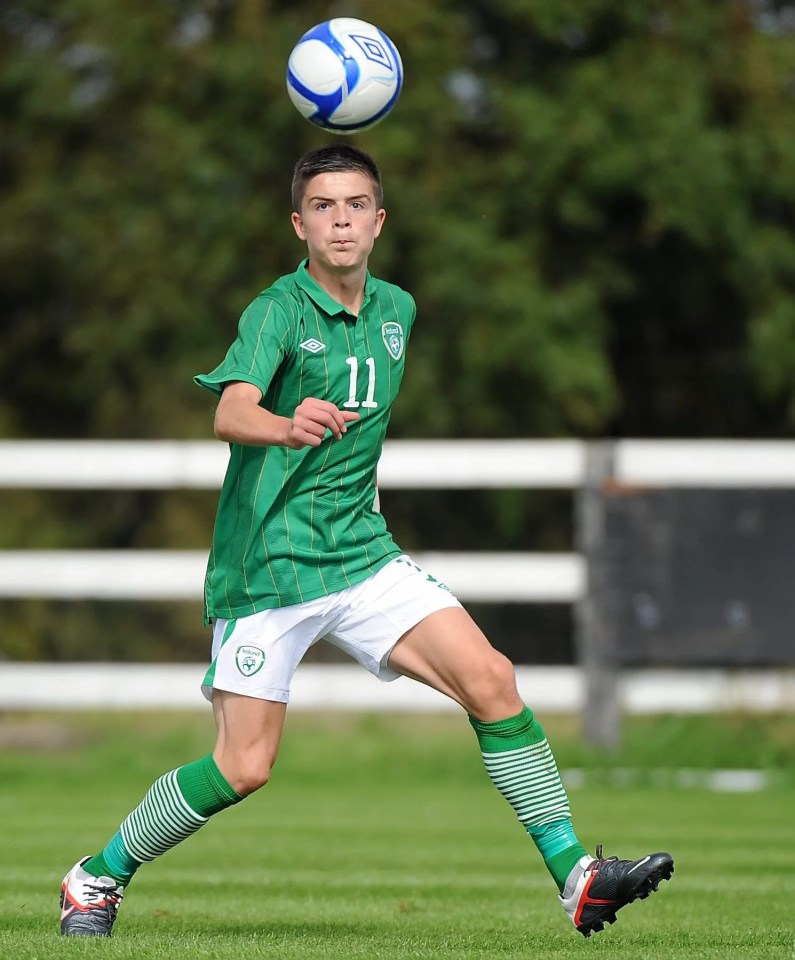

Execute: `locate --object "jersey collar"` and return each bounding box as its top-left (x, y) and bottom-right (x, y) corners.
top-left (296, 259), bottom-right (375, 318)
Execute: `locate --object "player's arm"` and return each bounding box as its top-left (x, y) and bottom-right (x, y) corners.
top-left (214, 381), bottom-right (359, 449)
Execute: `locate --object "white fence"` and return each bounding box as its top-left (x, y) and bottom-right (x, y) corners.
top-left (1, 439), bottom-right (795, 713)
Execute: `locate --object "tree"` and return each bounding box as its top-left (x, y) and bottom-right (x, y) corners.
top-left (2, 1), bottom-right (795, 661)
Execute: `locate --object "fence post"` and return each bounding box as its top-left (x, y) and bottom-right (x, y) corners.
top-left (574, 441), bottom-right (621, 748)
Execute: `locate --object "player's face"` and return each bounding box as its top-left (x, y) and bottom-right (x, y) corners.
top-left (291, 171), bottom-right (385, 274)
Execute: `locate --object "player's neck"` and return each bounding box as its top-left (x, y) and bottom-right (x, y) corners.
top-left (307, 259), bottom-right (367, 315)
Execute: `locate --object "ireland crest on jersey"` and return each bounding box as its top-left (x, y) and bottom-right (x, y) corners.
top-left (235, 645), bottom-right (265, 677)
top-left (382, 322), bottom-right (404, 361)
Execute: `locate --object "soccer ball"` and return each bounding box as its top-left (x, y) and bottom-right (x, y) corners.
top-left (286, 18), bottom-right (403, 134)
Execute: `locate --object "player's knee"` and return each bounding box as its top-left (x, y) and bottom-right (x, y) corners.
top-left (221, 751), bottom-right (278, 797)
top-left (231, 761), bottom-right (273, 796)
top-left (467, 650), bottom-right (520, 717)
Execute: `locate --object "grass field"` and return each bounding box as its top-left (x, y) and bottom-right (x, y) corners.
top-left (1, 709), bottom-right (793, 959)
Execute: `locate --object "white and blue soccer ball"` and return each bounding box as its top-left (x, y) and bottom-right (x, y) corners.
top-left (286, 18), bottom-right (403, 134)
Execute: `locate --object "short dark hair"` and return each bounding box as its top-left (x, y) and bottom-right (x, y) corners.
top-left (291, 143), bottom-right (383, 212)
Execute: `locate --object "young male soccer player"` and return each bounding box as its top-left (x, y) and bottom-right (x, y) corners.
top-left (60, 143), bottom-right (673, 938)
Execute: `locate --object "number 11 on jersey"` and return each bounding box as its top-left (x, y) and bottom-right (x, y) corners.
top-left (343, 356), bottom-right (378, 409)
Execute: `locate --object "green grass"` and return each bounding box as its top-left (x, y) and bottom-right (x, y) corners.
top-left (1, 710), bottom-right (794, 959)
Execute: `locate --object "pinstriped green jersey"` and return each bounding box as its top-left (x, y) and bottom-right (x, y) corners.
top-left (194, 259), bottom-right (414, 620)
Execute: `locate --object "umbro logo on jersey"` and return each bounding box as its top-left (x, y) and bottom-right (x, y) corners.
top-left (299, 338), bottom-right (326, 354)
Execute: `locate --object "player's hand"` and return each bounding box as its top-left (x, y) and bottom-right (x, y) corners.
top-left (286, 398), bottom-right (359, 449)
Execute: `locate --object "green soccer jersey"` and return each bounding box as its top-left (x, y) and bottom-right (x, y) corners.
top-left (194, 259), bottom-right (414, 620)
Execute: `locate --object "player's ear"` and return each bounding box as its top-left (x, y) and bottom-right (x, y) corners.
top-left (291, 211), bottom-right (306, 240)
top-left (374, 207), bottom-right (386, 237)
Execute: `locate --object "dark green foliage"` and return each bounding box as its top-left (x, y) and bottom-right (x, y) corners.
top-left (3, 2), bottom-right (795, 660)
top-left (4, 0), bottom-right (795, 441)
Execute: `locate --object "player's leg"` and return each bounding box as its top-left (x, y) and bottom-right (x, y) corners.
top-left (387, 604), bottom-right (673, 936)
top-left (87, 692), bottom-right (283, 882)
top-left (386, 606), bottom-right (591, 887)
top-left (60, 693), bottom-right (285, 937)
top-left (61, 604), bottom-right (319, 937)
top-left (212, 690), bottom-right (287, 795)
top-left (325, 558), bottom-right (590, 897)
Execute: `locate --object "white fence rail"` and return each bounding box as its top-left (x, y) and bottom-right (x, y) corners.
top-left (0, 439), bottom-right (586, 489)
top-left (1, 662), bottom-right (792, 714)
top-left (4, 439), bottom-right (795, 490)
top-left (0, 550), bottom-right (585, 603)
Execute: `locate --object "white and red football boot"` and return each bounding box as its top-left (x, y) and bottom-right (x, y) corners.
top-left (60, 857), bottom-right (124, 937)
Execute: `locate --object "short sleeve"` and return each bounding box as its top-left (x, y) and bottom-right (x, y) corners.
top-left (194, 297), bottom-right (295, 397)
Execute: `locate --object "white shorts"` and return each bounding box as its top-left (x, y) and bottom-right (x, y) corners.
top-left (201, 554), bottom-right (462, 703)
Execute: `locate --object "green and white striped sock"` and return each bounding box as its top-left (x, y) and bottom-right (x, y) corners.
top-left (84, 754), bottom-right (242, 886)
top-left (469, 706), bottom-right (587, 891)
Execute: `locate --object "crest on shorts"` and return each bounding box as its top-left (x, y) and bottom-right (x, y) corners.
top-left (235, 645), bottom-right (265, 677)
top-left (382, 322), bottom-right (404, 361)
